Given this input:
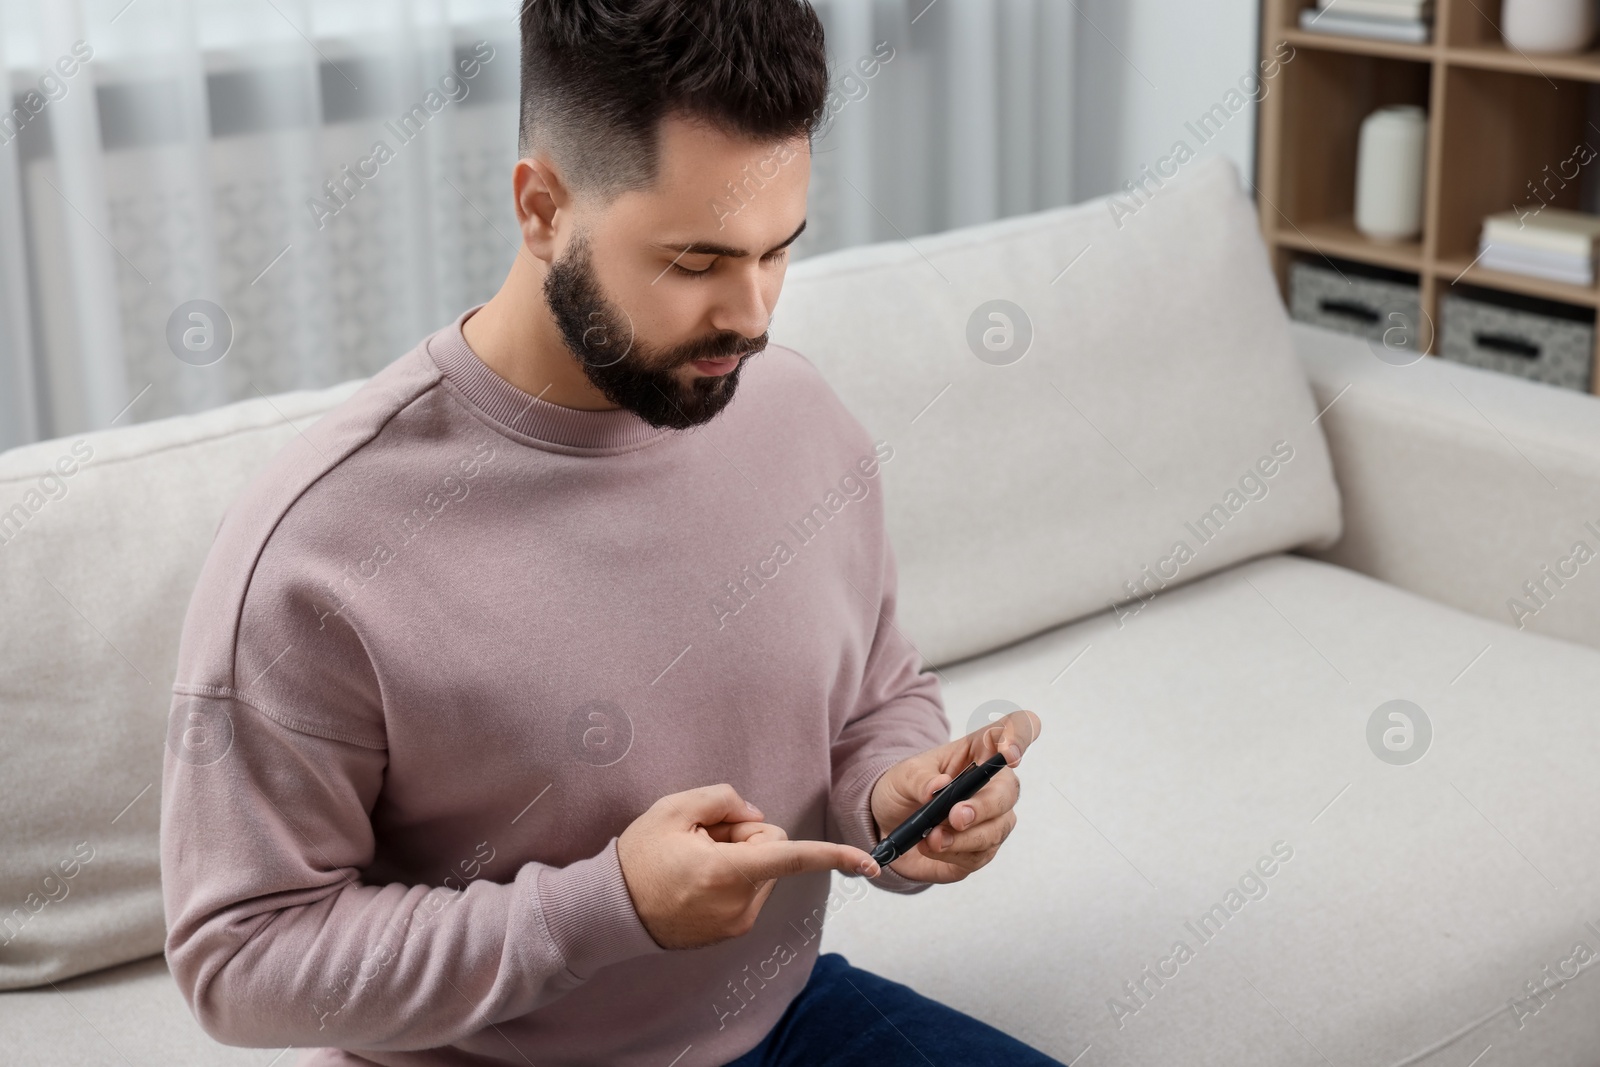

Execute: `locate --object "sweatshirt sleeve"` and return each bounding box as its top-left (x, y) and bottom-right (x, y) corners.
top-left (161, 694), bottom-right (664, 1050)
top-left (826, 528), bottom-right (951, 895)
top-left (160, 552), bottom-right (666, 1050)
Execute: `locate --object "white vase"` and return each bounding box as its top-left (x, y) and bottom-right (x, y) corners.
top-left (1503, 0), bottom-right (1597, 53)
top-left (1355, 105), bottom-right (1428, 242)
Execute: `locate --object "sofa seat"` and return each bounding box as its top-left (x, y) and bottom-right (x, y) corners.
top-left (9, 552), bottom-right (1600, 1066)
top-left (0, 955), bottom-right (268, 1065)
top-left (820, 553), bottom-right (1600, 1067)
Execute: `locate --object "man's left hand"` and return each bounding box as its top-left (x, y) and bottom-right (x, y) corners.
top-left (868, 708), bottom-right (1040, 884)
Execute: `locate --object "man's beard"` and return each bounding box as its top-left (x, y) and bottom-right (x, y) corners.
top-left (543, 232), bottom-right (767, 430)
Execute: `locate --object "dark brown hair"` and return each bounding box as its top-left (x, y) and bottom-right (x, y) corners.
top-left (518, 0), bottom-right (829, 203)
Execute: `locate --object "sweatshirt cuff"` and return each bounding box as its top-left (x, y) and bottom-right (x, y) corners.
top-left (537, 836), bottom-right (667, 978)
top-left (836, 752), bottom-right (935, 895)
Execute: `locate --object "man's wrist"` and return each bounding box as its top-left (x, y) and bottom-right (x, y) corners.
top-left (863, 756), bottom-right (907, 845)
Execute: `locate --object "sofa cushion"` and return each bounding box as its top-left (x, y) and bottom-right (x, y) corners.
top-left (822, 553), bottom-right (1600, 1067)
top-left (770, 155), bottom-right (1343, 668)
top-left (0, 382), bottom-right (361, 989)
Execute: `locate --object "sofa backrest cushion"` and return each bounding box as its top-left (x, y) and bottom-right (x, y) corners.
top-left (0, 382), bottom-right (360, 989)
top-left (770, 155), bottom-right (1343, 667)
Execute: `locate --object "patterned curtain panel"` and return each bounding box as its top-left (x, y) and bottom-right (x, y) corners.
top-left (0, 0), bottom-right (1074, 448)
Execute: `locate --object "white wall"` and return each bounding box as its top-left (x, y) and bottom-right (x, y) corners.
top-left (1072, 0), bottom-right (1262, 202)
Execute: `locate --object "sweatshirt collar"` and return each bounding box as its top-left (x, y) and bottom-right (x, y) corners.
top-left (426, 305), bottom-right (672, 452)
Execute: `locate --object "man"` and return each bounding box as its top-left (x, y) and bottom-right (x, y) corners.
top-left (160, 2), bottom-right (1052, 1064)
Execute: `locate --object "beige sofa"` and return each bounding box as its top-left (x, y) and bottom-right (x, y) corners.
top-left (5, 157), bottom-right (1600, 1066)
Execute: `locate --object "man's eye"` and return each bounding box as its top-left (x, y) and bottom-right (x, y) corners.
top-left (671, 251), bottom-right (785, 279)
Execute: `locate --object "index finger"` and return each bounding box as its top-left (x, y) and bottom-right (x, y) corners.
top-left (717, 838), bottom-right (879, 883)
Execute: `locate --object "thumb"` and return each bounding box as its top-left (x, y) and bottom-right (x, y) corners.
top-left (660, 783), bottom-right (763, 830)
top-left (968, 708), bottom-right (1041, 766)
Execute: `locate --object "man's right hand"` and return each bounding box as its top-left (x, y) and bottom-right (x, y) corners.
top-left (617, 783), bottom-right (880, 950)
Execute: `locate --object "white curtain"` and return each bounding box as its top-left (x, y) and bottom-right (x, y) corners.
top-left (0, 0), bottom-right (1074, 448)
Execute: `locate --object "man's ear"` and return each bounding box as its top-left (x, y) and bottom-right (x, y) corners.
top-left (513, 156), bottom-right (567, 263)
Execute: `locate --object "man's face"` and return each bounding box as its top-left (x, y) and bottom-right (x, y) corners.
top-left (545, 115), bottom-right (811, 430)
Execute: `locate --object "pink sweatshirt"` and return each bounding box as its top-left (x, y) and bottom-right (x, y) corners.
top-left (159, 307), bottom-right (950, 1067)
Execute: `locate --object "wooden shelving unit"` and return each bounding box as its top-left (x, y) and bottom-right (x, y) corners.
top-left (1257, 0), bottom-right (1600, 393)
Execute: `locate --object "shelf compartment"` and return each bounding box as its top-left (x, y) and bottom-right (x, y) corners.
top-left (1434, 64), bottom-right (1590, 263)
top-left (1441, 0), bottom-right (1600, 78)
top-left (1272, 47), bottom-right (1434, 239)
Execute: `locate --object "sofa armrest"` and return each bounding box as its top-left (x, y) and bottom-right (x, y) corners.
top-left (1292, 322), bottom-right (1600, 653)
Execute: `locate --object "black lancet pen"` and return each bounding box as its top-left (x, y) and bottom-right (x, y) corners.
top-left (870, 751), bottom-right (1010, 867)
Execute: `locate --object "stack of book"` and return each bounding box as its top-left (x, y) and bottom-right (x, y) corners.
top-left (1479, 209), bottom-right (1600, 287)
top-left (1299, 0), bottom-right (1433, 44)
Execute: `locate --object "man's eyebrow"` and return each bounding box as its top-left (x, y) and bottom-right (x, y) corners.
top-left (651, 218), bottom-right (807, 259)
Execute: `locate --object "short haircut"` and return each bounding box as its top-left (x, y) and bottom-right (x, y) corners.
top-left (518, 0), bottom-right (829, 203)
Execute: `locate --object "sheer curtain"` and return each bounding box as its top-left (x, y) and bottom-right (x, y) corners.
top-left (0, 0), bottom-right (1074, 448)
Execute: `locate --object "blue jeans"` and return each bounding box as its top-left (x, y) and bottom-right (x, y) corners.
top-left (723, 952), bottom-right (1066, 1066)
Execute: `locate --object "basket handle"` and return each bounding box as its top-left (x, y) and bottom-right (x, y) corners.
top-left (1317, 299), bottom-right (1380, 325)
top-left (1473, 332), bottom-right (1541, 361)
